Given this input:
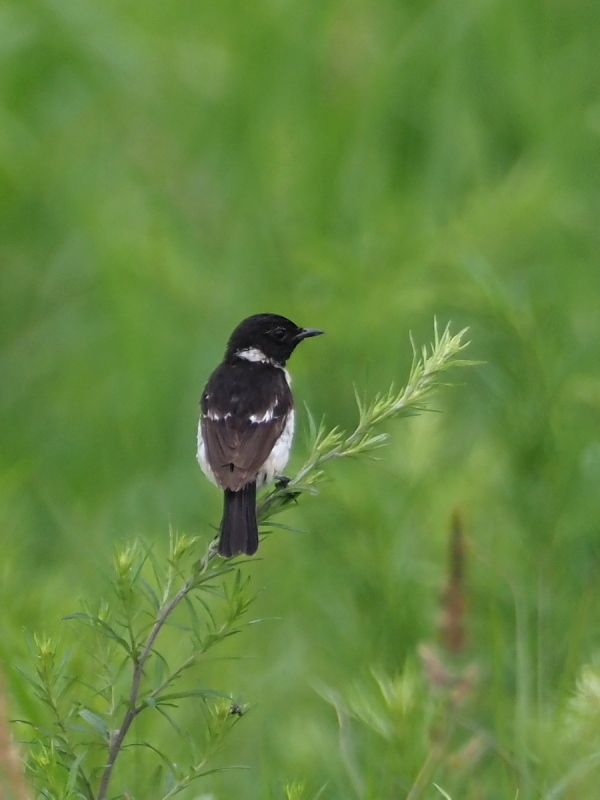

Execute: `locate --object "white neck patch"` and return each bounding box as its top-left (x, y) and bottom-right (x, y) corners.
top-left (236, 347), bottom-right (272, 364)
top-left (235, 347), bottom-right (291, 386)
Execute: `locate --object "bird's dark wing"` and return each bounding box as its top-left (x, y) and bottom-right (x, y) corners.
top-left (200, 361), bottom-right (292, 491)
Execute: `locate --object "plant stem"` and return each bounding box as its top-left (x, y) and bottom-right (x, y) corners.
top-left (140, 654), bottom-right (197, 712)
top-left (42, 677), bottom-right (95, 800)
top-left (405, 748), bottom-right (441, 800)
top-left (96, 544), bottom-right (218, 800)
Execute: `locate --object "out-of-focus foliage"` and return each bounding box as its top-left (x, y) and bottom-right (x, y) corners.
top-left (2, 0), bottom-right (600, 797)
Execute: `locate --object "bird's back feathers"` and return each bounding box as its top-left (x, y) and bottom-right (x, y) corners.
top-left (199, 360), bottom-right (293, 490)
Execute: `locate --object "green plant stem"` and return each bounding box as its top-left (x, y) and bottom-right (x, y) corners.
top-left (405, 748), bottom-right (441, 800)
top-left (96, 543), bottom-right (218, 800)
top-left (405, 706), bottom-right (456, 800)
top-left (49, 700), bottom-right (95, 800)
top-left (141, 654), bottom-right (197, 711)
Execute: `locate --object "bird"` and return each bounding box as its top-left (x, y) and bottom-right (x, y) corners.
top-left (197, 313), bottom-right (323, 558)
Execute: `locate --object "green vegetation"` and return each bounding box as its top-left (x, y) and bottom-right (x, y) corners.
top-left (14, 330), bottom-right (472, 800)
top-left (1, 0), bottom-right (600, 798)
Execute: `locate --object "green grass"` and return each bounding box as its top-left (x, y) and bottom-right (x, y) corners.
top-left (2, 0), bottom-right (600, 797)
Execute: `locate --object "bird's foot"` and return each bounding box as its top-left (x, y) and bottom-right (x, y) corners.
top-left (275, 475), bottom-right (291, 489)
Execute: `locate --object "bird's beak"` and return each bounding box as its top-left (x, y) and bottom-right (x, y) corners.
top-left (295, 327), bottom-right (324, 341)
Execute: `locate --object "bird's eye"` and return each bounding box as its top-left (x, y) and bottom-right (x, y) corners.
top-left (270, 326), bottom-right (287, 341)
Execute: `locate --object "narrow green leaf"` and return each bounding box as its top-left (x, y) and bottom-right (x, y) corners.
top-left (192, 593), bottom-right (217, 630)
top-left (261, 521), bottom-right (307, 533)
top-left (78, 708), bottom-right (109, 739)
top-left (152, 703), bottom-right (186, 737)
top-left (183, 594), bottom-right (202, 640)
top-left (123, 740), bottom-right (178, 775)
top-left (139, 577), bottom-right (161, 612)
top-left (62, 614), bottom-right (132, 654)
top-left (155, 688), bottom-right (230, 703)
top-left (66, 749), bottom-right (88, 794)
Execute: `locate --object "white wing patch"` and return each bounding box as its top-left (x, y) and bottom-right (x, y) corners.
top-left (206, 409), bottom-right (232, 421)
top-left (249, 407), bottom-right (275, 423)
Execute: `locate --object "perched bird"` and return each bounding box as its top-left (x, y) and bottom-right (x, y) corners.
top-left (197, 313), bottom-right (323, 558)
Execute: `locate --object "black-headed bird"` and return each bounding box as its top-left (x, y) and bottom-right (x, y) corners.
top-left (197, 313), bottom-right (323, 557)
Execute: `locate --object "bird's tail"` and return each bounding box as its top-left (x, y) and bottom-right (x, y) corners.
top-left (218, 483), bottom-right (259, 558)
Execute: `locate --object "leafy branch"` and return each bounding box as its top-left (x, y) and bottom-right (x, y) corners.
top-left (258, 321), bottom-right (473, 522)
top-left (17, 321), bottom-right (474, 800)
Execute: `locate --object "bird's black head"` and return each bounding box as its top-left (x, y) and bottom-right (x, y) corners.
top-left (224, 313), bottom-right (323, 366)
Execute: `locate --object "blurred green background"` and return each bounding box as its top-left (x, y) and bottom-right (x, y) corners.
top-left (2, 0), bottom-right (600, 797)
